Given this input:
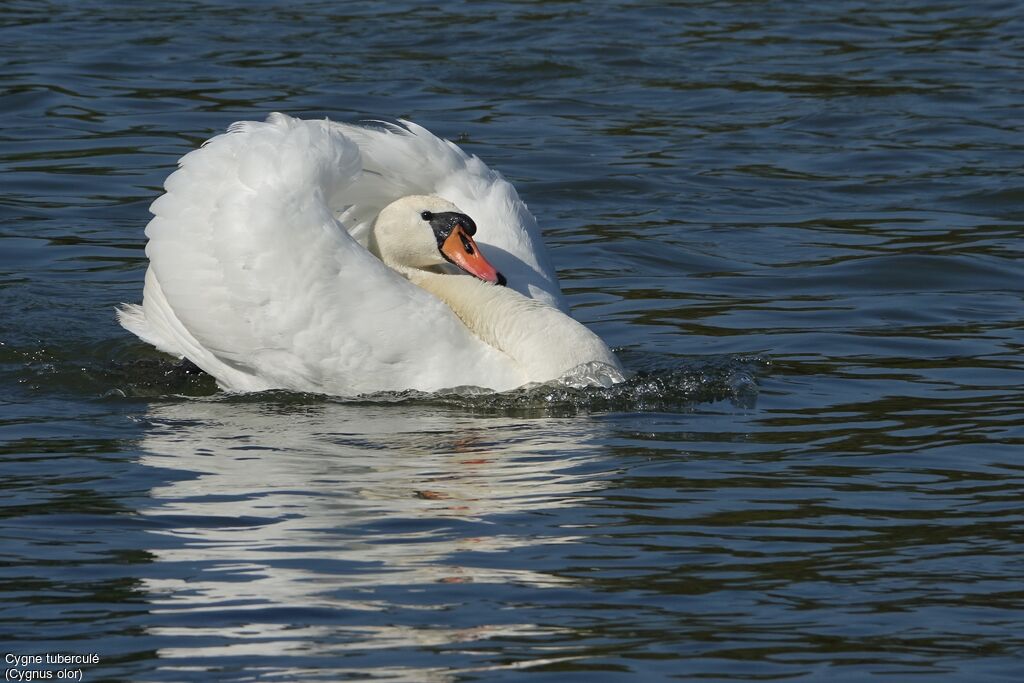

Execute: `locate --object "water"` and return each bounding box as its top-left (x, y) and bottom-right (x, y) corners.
top-left (2, 1), bottom-right (1023, 680)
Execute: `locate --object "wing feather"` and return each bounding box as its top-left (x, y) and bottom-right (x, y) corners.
top-left (132, 114), bottom-right (523, 394)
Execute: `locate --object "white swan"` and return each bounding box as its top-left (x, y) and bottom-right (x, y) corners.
top-left (118, 113), bottom-right (622, 395)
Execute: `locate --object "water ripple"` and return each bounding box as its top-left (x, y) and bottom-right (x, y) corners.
top-left (3, 0), bottom-right (1023, 680)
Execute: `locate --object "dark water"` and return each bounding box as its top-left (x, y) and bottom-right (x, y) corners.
top-left (2, 1), bottom-right (1023, 680)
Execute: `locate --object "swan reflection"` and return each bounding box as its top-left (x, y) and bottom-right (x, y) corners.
top-left (136, 398), bottom-right (610, 676)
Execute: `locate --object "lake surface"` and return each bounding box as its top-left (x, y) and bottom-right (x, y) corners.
top-left (2, 1), bottom-right (1023, 680)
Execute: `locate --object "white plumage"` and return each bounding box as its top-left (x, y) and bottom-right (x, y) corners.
top-left (119, 113), bottom-right (621, 395)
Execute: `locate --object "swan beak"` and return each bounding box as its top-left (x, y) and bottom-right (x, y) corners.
top-left (441, 225), bottom-right (506, 286)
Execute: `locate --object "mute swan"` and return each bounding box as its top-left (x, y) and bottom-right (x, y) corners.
top-left (118, 113), bottom-right (623, 395)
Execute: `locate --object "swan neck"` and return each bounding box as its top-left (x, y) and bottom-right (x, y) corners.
top-left (405, 269), bottom-right (621, 383)
top-left (407, 271), bottom-right (524, 350)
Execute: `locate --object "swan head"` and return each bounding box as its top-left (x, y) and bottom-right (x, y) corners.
top-left (372, 195), bottom-right (506, 285)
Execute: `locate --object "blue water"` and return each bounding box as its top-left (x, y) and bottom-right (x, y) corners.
top-left (2, 1), bottom-right (1023, 680)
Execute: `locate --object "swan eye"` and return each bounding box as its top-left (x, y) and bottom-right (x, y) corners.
top-left (420, 211), bottom-right (433, 221)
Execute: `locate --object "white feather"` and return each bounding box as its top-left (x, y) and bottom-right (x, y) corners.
top-left (119, 113), bottom-right (617, 395)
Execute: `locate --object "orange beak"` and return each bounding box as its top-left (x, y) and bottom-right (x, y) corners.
top-left (440, 225), bottom-right (506, 285)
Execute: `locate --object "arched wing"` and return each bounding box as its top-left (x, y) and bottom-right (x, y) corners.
top-left (137, 114), bottom-right (520, 394)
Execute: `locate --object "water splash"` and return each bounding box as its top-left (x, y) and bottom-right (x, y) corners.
top-left (145, 353), bottom-right (765, 415)
top-left (7, 340), bottom-right (767, 415)
top-left (417, 353), bottom-right (767, 415)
